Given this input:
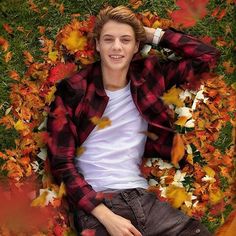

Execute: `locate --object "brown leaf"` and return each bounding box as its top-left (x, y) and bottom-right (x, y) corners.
top-left (23, 51), bottom-right (34, 64)
top-left (0, 37), bottom-right (9, 52)
top-left (4, 51), bottom-right (13, 62)
top-left (139, 131), bottom-right (159, 141)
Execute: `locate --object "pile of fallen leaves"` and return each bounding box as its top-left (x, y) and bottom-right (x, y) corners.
top-left (0, 0), bottom-right (235, 235)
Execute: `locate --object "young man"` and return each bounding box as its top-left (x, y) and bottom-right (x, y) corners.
top-left (47, 6), bottom-right (220, 236)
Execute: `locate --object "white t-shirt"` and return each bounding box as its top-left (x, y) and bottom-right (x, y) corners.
top-left (75, 81), bottom-right (149, 192)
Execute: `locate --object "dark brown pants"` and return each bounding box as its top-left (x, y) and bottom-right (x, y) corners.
top-left (74, 188), bottom-right (212, 236)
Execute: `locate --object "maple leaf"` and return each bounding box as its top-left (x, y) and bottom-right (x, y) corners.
top-left (222, 61), bottom-right (235, 74)
top-left (48, 62), bottom-right (77, 84)
top-left (28, 0), bottom-right (40, 13)
top-left (62, 31), bottom-right (87, 51)
top-left (170, 0), bottom-right (209, 28)
top-left (0, 36), bottom-right (9, 52)
top-left (161, 86), bottom-right (184, 107)
top-left (91, 116), bottom-right (112, 130)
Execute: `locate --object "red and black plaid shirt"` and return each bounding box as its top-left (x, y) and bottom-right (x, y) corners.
top-left (47, 28), bottom-right (220, 213)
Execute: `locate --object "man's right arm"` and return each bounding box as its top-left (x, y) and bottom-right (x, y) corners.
top-left (47, 80), bottom-right (103, 214)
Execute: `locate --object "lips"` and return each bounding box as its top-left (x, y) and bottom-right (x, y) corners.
top-left (109, 55), bottom-right (124, 59)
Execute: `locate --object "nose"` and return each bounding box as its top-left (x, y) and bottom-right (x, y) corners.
top-left (112, 38), bottom-right (122, 50)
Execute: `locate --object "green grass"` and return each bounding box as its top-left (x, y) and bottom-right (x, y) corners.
top-left (0, 0), bottom-right (235, 232)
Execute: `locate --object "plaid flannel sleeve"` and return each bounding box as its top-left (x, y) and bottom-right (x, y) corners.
top-left (47, 81), bottom-right (103, 213)
top-left (158, 28), bottom-right (221, 90)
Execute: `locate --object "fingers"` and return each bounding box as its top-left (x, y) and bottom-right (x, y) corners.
top-left (129, 224), bottom-right (142, 236)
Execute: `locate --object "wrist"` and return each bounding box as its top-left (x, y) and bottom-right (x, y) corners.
top-left (91, 203), bottom-right (114, 224)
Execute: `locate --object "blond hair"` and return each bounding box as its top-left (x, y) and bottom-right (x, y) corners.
top-left (93, 5), bottom-right (146, 42)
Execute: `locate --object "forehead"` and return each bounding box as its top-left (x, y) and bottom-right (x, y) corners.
top-left (100, 20), bottom-right (135, 37)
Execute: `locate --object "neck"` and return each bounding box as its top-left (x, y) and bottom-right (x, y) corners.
top-left (101, 66), bottom-right (129, 91)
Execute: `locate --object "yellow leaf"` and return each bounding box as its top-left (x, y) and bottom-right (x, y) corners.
top-left (152, 20), bottom-right (162, 28)
top-left (203, 166), bottom-right (215, 178)
top-left (45, 86), bottom-right (56, 104)
top-left (48, 50), bottom-right (58, 62)
top-left (31, 191), bottom-right (48, 207)
top-left (76, 146), bottom-right (86, 156)
top-left (14, 119), bottom-right (28, 131)
top-left (174, 116), bottom-right (188, 126)
top-left (161, 86), bottom-right (184, 107)
top-left (186, 154), bottom-right (193, 165)
top-left (209, 189), bottom-right (223, 205)
top-left (171, 133), bottom-right (185, 168)
top-left (166, 185), bottom-right (189, 208)
top-left (58, 182), bottom-right (66, 198)
top-left (91, 116), bottom-right (112, 130)
top-left (62, 31), bottom-right (87, 51)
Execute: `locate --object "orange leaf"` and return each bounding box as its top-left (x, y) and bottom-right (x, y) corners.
top-left (3, 23), bottom-right (13, 34)
top-left (59, 3), bottom-right (64, 14)
top-left (28, 0), bottom-right (40, 13)
top-left (170, 0), bottom-right (209, 28)
top-left (171, 133), bottom-right (185, 168)
top-left (38, 26), bottom-right (46, 35)
top-left (222, 61), bottom-right (235, 74)
top-left (0, 37), bottom-right (9, 52)
top-left (4, 51), bottom-right (13, 62)
top-left (129, 0), bottom-right (143, 9)
top-left (8, 70), bottom-right (20, 81)
top-left (23, 51), bottom-right (34, 64)
top-left (90, 116), bottom-right (112, 130)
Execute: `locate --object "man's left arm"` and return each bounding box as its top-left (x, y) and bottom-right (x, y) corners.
top-left (144, 27), bottom-right (220, 90)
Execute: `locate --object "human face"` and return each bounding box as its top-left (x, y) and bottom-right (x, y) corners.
top-left (96, 20), bottom-right (139, 72)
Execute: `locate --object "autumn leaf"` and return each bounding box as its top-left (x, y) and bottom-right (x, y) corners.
top-left (222, 61), bottom-right (235, 74)
top-left (28, 0), bottom-right (40, 13)
top-left (0, 36), bottom-right (9, 52)
top-left (3, 23), bottom-right (13, 34)
top-left (38, 26), bottom-right (46, 34)
top-left (14, 119), bottom-right (28, 131)
top-left (170, 0), bottom-right (209, 28)
top-left (76, 146), bottom-right (86, 156)
top-left (166, 185), bottom-right (189, 208)
top-left (209, 189), bottom-right (223, 205)
top-left (23, 50), bottom-right (34, 64)
top-left (139, 131), bottom-right (159, 141)
top-left (129, 0), bottom-right (143, 9)
top-left (31, 191), bottom-right (48, 207)
top-left (91, 116), bottom-right (112, 130)
top-left (4, 51), bottom-right (13, 62)
top-left (48, 62), bottom-right (77, 84)
top-left (171, 133), bottom-right (185, 168)
top-left (45, 85), bottom-right (57, 104)
top-left (174, 116), bottom-right (189, 126)
top-left (161, 86), bottom-right (184, 107)
top-left (48, 50), bottom-right (59, 62)
top-left (8, 70), bottom-right (20, 81)
top-left (58, 182), bottom-right (66, 198)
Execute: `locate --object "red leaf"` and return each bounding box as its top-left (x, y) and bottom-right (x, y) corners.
top-left (170, 0), bottom-right (209, 28)
top-left (48, 62), bottom-right (77, 84)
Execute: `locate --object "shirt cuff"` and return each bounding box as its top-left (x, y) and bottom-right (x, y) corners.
top-left (152, 28), bottom-right (163, 45)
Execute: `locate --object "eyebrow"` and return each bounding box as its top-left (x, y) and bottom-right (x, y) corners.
top-left (102, 34), bottom-right (133, 38)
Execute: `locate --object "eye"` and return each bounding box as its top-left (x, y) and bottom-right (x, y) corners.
top-left (104, 38), bottom-right (113, 42)
top-left (121, 38), bottom-right (131, 43)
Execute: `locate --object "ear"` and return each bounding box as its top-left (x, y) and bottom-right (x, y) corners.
top-left (95, 38), bottom-right (100, 52)
top-left (134, 41), bottom-right (140, 54)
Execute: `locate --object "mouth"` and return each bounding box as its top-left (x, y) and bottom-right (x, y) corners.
top-left (109, 55), bottom-right (124, 60)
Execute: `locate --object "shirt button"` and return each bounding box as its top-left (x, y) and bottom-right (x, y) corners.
top-left (195, 229), bottom-right (201, 234)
